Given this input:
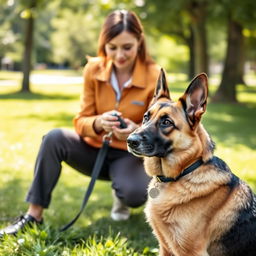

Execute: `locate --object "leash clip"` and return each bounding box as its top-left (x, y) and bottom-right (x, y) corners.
top-left (103, 131), bottom-right (113, 142)
top-left (155, 176), bottom-right (162, 183)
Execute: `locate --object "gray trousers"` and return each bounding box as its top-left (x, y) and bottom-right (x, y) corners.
top-left (26, 128), bottom-right (150, 208)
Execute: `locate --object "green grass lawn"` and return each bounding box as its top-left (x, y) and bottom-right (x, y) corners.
top-left (0, 70), bottom-right (256, 255)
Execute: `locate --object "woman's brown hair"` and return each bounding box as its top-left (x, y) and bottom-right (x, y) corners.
top-left (97, 10), bottom-right (152, 63)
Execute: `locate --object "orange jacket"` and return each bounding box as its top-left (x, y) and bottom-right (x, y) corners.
top-left (73, 57), bottom-right (161, 150)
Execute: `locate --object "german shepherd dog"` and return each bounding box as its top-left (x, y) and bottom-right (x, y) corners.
top-left (127, 70), bottom-right (256, 256)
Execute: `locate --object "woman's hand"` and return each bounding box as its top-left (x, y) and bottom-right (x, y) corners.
top-left (94, 111), bottom-right (124, 133)
top-left (94, 111), bottom-right (139, 141)
top-left (112, 118), bottom-right (139, 141)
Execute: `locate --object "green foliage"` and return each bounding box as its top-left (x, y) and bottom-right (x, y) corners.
top-left (0, 0), bottom-right (22, 62)
top-left (211, 0), bottom-right (256, 27)
top-left (0, 227), bottom-right (157, 255)
top-left (148, 35), bottom-right (189, 73)
top-left (141, 0), bottom-right (191, 42)
top-left (207, 23), bottom-right (227, 63)
top-left (50, 10), bottom-right (101, 68)
top-left (1, 0), bottom-right (256, 76)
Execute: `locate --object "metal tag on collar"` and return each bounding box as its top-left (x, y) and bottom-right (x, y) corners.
top-left (149, 187), bottom-right (160, 199)
top-left (149, 176), bottom-right (161, 199)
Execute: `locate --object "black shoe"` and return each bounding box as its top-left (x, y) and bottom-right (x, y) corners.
top-left (0, 214), bottom-right (43, 238)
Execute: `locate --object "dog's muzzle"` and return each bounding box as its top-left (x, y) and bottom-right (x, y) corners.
top-left (127, 134), bottom-right (140, 149)
top-left (127, 133), bottom-right (154, 156)
top-left (127, 132), bottom-right (169, 157)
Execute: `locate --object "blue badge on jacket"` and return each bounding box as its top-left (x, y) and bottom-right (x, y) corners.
top-left (131, 100), bottom-right (145, 106)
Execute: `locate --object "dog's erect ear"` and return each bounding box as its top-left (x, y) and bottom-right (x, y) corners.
top-left (180, 73), bottom-right (208, 129)
top-left (150, 68), bottom-right (171, 105)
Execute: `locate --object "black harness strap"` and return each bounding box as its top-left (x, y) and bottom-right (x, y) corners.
top-left (60, 136), bottom-right (110, 232)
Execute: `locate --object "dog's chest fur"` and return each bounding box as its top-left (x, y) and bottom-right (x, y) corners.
top-left (145, 177), bottom-right (231, 233)
top-left (144, 170), bottom-right (256, 256)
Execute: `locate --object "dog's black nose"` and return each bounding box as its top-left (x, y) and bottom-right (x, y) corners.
top-left (127, 134), bottom-right (140, 149)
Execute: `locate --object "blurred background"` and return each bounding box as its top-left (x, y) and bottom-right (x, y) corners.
top-left (0, 1), bottom-right (256, 254)
top-left (1, 0), bottom-right (256, 102)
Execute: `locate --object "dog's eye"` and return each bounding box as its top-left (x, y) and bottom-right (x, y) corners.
top-left (160, 119), bottom-right (173, 128)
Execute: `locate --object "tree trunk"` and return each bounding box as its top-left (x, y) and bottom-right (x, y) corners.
top-left (187, 26), bottom-right (195, 80)
top-left (213, 17), bottom-right (243, 102)
top-left (189, 1), bottom-right (209, 75)
top-left (236, 38), bottom-right (246, 85)
top-left (21, 2), bottom-right (36, 92)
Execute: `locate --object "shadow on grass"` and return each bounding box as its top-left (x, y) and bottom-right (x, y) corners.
top-left (78, 214), bottom-right (157, 251)
top-left (203, 102), bottom-right (256, 150)
top-left (44, 180), bottom-right (157, 252)
top-left (52, 212), bottom-right (157, 252)
top-left (0, 91), bottom-right (78, 101)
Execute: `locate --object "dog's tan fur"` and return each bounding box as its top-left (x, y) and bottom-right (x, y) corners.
top-left (127, 71), bottom-right (256, 256)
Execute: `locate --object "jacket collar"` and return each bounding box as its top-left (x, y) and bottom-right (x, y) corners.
top-left (95, 57), bottom-right (146, 89)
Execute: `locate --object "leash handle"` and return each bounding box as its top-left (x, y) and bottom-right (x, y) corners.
top-left (60, 135), bottom-right (111, 232)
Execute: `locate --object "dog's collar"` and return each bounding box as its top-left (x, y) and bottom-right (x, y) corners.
top-left (156, 158), bottom-right (204, 183)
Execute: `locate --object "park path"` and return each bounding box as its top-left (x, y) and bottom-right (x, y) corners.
top-left (0, 73), bottom-right (255, 87)
top-left (0, 73), bottom-right (83, 86)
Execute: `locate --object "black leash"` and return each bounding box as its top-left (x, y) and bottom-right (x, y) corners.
top-left (60, 133), bottom-right (111, 232)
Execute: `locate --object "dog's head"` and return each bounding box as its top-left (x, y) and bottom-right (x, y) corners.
top-left (127, 69), bottom-right (211, 161)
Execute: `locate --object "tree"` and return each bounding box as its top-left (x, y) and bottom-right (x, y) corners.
top-left (139, 0), bottom-right (210, 78)
top-left (24, 0), bottom-right (115, 71)
top-left (212, 0), bottom-right (256, 102)
top-left (189, 0), bottom-right (209, 75)
top-left (20, 0), bottom-right (36, 92)
top-left (213, 17), bottom-right (243, 102)
top-left (19, 0), bottom-right (50, 92)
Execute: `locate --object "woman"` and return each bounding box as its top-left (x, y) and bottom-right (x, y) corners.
top-left (0, 9), bottom-right (161, 236)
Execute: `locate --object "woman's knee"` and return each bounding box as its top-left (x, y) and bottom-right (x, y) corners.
top-left (42, 128), bottom-right (65, 145)
top-left (40, 128), bottom-right (70, 154)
